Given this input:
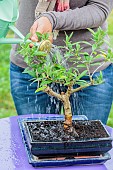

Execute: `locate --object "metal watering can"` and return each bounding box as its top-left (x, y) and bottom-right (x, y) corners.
top-left (0, 0), bottom-right (52, 52)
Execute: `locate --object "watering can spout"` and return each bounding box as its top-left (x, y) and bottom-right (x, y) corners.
top-left (0, 0), bottom-right (25, 44)
top-left (0, 23), bottom-right (25, 44)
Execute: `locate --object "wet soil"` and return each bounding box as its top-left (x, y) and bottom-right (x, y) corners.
top-left (26, 120), bottom-right (109, 142)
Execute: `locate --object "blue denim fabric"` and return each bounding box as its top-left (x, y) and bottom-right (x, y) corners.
top-left (10, 62), bottom-right (113, 124)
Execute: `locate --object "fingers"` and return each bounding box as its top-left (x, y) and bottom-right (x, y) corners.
top-left (29, 21), bottom-right (43, 47)
top-left (30, 21), bottom-right (37, 38)
top-left (57, 0), bottom-right (64, 12)
top-left (63, 2), bottom-right (70, 10)
top-left (29, 17), bottom-right (53, 48)
top-left (56, 0), bottom-right (70, 11)
top-left (63, 0), bottom-right (70, 10)
top-left (30, 21), bottom-right (41, 42)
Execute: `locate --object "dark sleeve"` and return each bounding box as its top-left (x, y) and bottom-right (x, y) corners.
top-left (40, 0), bottom-right (113, 30)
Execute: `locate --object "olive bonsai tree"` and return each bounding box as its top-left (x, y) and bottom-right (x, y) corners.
top-left (19, 28), bottom-right (113, 134)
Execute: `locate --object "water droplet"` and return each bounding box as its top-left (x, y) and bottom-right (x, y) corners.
top-left (27, 85), bottom-right (29, 91)
top-left (27, 97), bottom-right (30, 103)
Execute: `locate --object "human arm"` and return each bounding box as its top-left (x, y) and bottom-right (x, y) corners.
top-left (40, 0), bottom-right (113, 30)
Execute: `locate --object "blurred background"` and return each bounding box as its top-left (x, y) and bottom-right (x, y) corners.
top-left (0, 11), bottom-right (113, 127)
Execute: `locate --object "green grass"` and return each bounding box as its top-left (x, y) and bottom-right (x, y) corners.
top-left (0, 44), bottom-right (17, 118)
top-left (108, 11), bottom-right (113, 49)
top-left (107, 11), bottom-right (113, 127)
top-left (0, 12), bottom-right (113, 127)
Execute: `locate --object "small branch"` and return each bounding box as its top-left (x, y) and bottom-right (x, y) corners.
top-left (66, 84), bottom-right (73, 97)
top-left (91, 62), bottom-right (105, 77)
top-left (86, 64), bottom-right (93, 84)
top-left (44, 86), bottom-right (63, 101)
top-left (71, 83), bottom-right (92, 94)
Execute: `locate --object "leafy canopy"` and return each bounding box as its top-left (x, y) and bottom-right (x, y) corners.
top-left (18, 27), bottom-right (113, 93)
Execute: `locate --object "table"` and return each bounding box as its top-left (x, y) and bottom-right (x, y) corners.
top-left (0, 114), bottom-right (113, 170)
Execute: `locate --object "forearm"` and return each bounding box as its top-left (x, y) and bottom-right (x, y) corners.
top-left (40, 0), bottom-right (113, 31)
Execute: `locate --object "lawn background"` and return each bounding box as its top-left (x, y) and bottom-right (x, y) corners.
top-left (0, 11), bottom-right (113, 127)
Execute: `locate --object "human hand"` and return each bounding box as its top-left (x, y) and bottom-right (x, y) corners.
top-left (56, 0), bottom-right (70, 12)
top-left (30, 17), bottom-right (52, 43)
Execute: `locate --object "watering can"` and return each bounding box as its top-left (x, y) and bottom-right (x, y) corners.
top-left (0, 0), bottom-right (52, 52)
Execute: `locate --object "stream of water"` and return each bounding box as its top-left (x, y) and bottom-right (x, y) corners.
top-left (25, 45), bottom-right (85, 117)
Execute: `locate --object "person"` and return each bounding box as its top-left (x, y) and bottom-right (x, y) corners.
top-left (10, 0), bottom-right (113, 124)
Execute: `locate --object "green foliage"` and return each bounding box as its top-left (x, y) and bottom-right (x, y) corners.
top-left (94, 71), bottom-right (104, 85)
top-left (36, 32), bottom-right (50, 41)
top-left (19, 28), bottom-right (113, 93)
top-left (88, 27), bottom-right (107, 52)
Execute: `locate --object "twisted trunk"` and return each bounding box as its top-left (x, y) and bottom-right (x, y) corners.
top-left (61, 92), bottom-right (72, 128)
top-left (44, 86), bottom-right (79, 136)
top-left (44, 86), bottom-right (73, 128)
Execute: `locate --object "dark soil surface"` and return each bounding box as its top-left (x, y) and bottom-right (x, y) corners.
top-left (26, 120), bottom-right (109, 142)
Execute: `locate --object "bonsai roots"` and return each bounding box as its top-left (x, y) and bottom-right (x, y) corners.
top-left (64, 114), bottom-right (79, 137)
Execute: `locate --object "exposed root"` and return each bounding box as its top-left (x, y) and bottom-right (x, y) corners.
top-left (64, 122), bottom-right (79, 137)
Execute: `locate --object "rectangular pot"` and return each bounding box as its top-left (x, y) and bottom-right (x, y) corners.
top-left (18, 115), bottom-right (113, 157)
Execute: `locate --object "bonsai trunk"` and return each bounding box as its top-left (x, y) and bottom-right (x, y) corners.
top-left (61, 92), bottom-right (79, 136)
top-left (61, 92), bottom-right (72, 128)
top-left (44, 86), bottom-right (73, 129)
top-left (44, 86), bottom-right (79, 136)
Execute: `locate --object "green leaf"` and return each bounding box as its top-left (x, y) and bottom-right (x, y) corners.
top-left (24, 56), bottom-right (29, 64)
top-left (77, 70), bottom-right (87, 80)
top-left (76, 81), bottom-right (88, 86)
top-left (93, 54), bottom-right (102, 60)
top-left (24, 33), bottom-right (31, 41)
top-left (42, 73), bottom-right (46, 78)
top-left (36, 32), bottom-right (42, 41)
top-left (94, 71), bottom-right (104, 85)
top-left (76, 43), bottom-right (81, 50)
top-left (84, 55), bottom-right (92, 62)
top-left (92, 44), bottom-right (97, 51)
top-left (42, 33), bottom-right (50, 40)
top-left (23, 68), bottom-right (36, 77)
top-left (90, 62), bottom-right (101, 66)
top-left (40, 80), bottom-right (52, 86)
top-left (79, 41), bottom-right (92, 46)
top-left (35, 86), bottom-right (47, 93)
top-left (99, 71), bottom-right (103, 79)
top-left (87, 28), bottom-right (95, 35)
top-left (34, 51), bottom-right (47, 57)
top-left (77, 64), bottom-right (86, 68)
top-left (56, 51), bottom-right (62, 64)
top-left (59, 76), bottom-right (67, 79)
top-left (36, 77), bottom-right (43, 82)
top-left (65, 32), bottom-right (73, 42)
top-left (80, 52), bottom-right (89, 55)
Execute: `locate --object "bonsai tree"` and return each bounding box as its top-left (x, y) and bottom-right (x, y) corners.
top-left (19, 28), bottom-right (113, 135)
